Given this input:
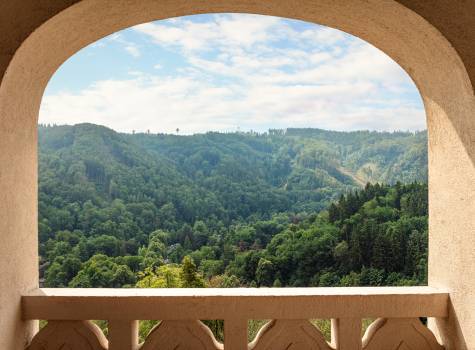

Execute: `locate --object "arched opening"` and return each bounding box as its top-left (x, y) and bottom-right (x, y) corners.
top-left (37, 13), bottom-right (429, 341)
top-left (37, 13), bottom-right (429, 283)
top-left (0, 1), bottom-right (474, 349)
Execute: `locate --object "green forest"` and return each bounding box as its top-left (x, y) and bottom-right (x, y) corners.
top-left (38, 123), bottom-right (428, 290)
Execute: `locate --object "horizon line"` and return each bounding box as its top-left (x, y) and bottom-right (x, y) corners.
top-left (38, 122), bottom-right (428, 136)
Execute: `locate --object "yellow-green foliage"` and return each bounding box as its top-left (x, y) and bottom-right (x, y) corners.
top-left (136, 265), bottom-right (182, 288)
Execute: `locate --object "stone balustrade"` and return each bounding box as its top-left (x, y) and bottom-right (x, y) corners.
top-left (22, 287), bottom-right (448, 350)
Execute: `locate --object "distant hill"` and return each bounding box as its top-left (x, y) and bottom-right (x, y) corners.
top-left (38, 123), bottom-right (427, 230)
top-left (38, 123), bottom-right (428, 291)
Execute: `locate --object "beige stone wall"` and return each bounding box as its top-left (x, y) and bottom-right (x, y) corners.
top-left (0, 1), bottom-right (474, 349)
top-left (0, 0), bottom-right (474, 87)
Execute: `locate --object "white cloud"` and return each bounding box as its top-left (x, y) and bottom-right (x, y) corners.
top-left (125, 45), bottom-right (141, 57)
top-left (40, 73), bottom-right (424, 134)
top-left (109, 33), bottom-right (141, 58)
top-left (40, 14), bottom-right (424, 133)
top-left (133, 14), bottom-right (281, 52)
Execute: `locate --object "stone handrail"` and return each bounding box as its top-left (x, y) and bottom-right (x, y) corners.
top-left (22, 287), bottom-right (448, 350)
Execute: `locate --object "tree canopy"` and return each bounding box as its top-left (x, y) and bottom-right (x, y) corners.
top-left (38, 123), bottom-right (428, 289)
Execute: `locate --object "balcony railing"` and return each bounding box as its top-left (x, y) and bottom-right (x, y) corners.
top-left (22, 287), bottom-right (448, 350)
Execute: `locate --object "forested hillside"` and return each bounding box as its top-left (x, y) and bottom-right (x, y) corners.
top-left (38, 123), bottom-right (428, 289)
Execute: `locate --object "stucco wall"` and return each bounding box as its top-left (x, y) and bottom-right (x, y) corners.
top-left (1, 0), bottom-right (474, 88)
top-left (0, 1), bottom-right (474, 349)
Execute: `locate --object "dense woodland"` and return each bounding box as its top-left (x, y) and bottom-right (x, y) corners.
top-left (38, 123), bottom-right (428, 290)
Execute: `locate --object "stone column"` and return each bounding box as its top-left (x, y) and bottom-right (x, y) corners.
top-left (0, 124), bottom-right (39, 348)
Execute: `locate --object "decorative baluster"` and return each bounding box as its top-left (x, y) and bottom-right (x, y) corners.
top-left (331, 318), bottom-right (362, 350)
top-left (249, 319), bottom-right (333, 350)
top-left (140, 320), bottom-right (223, 350)
top-left (108, 320), bottom-right (138, 350)
top-left (26, 320), bottom-right (108, 350)
top-left (362, 318), bottom-right (444, 350)
top-left (224, 318), bottom-right (248, 350)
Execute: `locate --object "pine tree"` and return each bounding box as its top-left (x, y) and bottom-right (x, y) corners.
top-left (180, 256), bottom-right (205, 288)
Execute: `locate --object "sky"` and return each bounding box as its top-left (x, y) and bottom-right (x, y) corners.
top-left (39, 14), bottom-right (425, 134)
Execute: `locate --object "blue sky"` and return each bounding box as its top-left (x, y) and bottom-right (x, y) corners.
top-left (40, 14), bottom-right (425, 134)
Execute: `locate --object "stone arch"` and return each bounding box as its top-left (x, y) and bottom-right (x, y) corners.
top-left (0, 1), bottom-right (474, 349)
